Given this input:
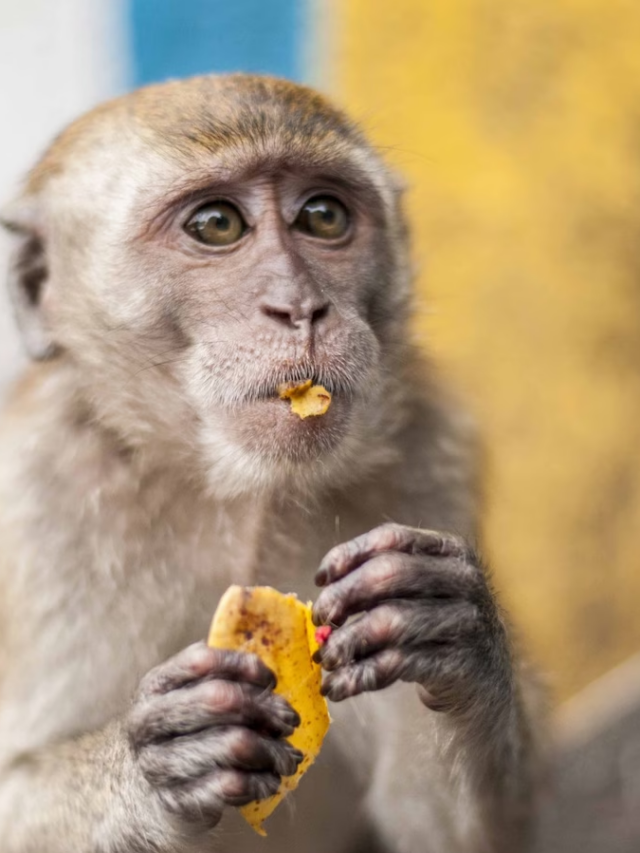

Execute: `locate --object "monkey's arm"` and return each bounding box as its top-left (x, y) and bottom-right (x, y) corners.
top-left (367, 648), bottom-right (541, 853)
top-left (313, 524), bottom-right (544, 853)
top-left (0, 639), bottom-right (302, 853)
top-left (0, 719), bottom-right (175, 853)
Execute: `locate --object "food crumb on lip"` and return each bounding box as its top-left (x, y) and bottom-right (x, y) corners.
top-left (277, 380), bottom-right (332, 419)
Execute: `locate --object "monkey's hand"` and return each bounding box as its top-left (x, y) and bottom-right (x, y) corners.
top-left (127, 643), bottom-right (303, 830)
top-left (312, 524), bottom-right (510, 713)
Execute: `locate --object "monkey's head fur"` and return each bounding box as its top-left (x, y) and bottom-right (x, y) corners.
top-left (3, 75), bottom-right (415, 499)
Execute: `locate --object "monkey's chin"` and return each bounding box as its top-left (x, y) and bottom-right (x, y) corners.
top-left (236, 395), bottom-right (350, 461)
top-left (199, 395), bottom-right (359, 498)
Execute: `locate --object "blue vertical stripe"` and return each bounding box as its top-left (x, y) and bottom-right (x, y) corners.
top-left (127, 0), bottom-right (308, 87)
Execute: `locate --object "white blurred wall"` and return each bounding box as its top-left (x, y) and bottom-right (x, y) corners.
top-left (0, 0), bottom-right (127, 396)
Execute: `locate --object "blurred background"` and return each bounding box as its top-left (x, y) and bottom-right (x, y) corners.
top-left (1, 1), bottom-right (639, 848)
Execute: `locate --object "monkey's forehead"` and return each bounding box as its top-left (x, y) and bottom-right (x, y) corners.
top-left (26, 74), bottom-right (381, 195)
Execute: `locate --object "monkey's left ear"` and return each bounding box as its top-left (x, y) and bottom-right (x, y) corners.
top-left (1, 202), bottom-right (58, 361)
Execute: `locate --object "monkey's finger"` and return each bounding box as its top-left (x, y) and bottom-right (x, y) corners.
top-left (138, 726), bottom-right (304, 786)
top-left (313, 552), bottom-right (474, 626)
top-left (321, 648), bottom-right (408, 701)
top-left (317, 601), bottom-right (479, 671)
top-left (159, 768), bottom-right (281, 822)
top-left (321, 644), bottom-right (462, 702)
top-left (129, 680), bottom-right (300, 746)
top-left (315, 524), bottom-right (468, 587)
top-left (138, 643), bottom-right (276, 697)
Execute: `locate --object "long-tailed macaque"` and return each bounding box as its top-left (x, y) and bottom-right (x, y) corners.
top-left (0, 74), bottom-right (542, 853)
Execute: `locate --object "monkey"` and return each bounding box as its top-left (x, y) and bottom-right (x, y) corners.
top-left (0, 74), bottom-right (542, 853)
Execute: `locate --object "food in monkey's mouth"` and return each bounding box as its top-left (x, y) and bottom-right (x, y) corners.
top-left (208, 585), bottom-right (331, 836)
top-left (277, 380), bottom-right (332, 419)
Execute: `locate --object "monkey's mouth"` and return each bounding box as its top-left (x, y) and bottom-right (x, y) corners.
top-left (198, 352), bottom-right (378, 455)
top-left (232, 365), bottom-right (357, 434)
top-left (244, 367), bottom-right (357, 406)
top-left (201, 356), bottom-right (378, 465)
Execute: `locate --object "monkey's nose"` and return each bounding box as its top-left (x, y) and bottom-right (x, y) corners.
top-left (260, 299), bottom-right (330, 331)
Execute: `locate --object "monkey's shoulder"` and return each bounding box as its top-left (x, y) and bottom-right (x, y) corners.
top-left (391, 377), bottom-right (480, 536)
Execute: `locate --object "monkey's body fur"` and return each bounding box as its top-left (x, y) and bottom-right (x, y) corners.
top-left (0, 75), bottom-right (541, 852)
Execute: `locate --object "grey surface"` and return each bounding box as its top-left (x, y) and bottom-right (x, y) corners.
top-left (536, 698), bottom-right (640, 853)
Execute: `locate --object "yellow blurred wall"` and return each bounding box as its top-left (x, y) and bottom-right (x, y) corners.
top-left (330, 0), bottom-right (640, 701)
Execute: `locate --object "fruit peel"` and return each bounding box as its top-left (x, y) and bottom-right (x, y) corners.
top-left (208, 585), bottom-right (330, 836)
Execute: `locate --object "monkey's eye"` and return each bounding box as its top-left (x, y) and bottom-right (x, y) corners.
top-left (295, 196), bottom-right (350, 240)
top-left (184, 202), bottom-right (246, 246)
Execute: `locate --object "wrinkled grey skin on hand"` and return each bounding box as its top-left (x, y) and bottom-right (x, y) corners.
top-left (313, 524), bottom-right (509, 714)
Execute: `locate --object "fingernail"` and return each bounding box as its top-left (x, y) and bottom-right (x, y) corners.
top-left (315, 568), bottom-right (328, 587)
top-left (310, 604), bottom-right (324, 627)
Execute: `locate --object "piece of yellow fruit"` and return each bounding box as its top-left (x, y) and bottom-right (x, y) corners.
top-left (207, 585), bottom-right (331, 836)
top-left (277, 379), bottom-right (332, 418)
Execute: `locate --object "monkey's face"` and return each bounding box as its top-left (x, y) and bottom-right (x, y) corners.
top-left (7, 76), bottom-right (410, 496)
top-left (141, 167), bottom-right (396, 481)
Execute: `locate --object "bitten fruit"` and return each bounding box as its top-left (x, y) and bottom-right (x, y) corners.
top-left (277, 379), bottom-right (332, 418)
top-left (208, 585), bottom-right (331, 836)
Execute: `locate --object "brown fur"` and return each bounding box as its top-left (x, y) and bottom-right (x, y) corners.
top-left (0, 74), bottom-right (541, 852)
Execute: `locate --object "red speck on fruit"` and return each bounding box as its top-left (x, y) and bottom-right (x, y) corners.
top-left (315, 626), bottom-right (332, 645)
